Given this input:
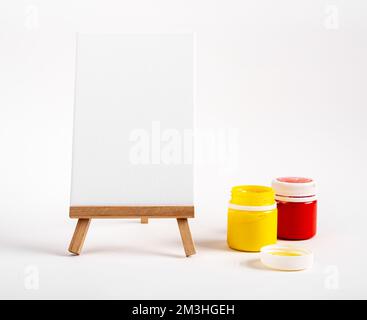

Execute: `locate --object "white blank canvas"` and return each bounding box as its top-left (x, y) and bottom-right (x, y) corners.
top-left (71, 34), bottom-right (194, 206)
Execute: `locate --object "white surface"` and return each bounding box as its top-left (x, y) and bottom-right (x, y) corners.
top-left (1, 0), bottom-right (367, 299)
top-left (71, 34), bottom-right (193, 206)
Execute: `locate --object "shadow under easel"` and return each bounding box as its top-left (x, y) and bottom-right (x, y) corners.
top-left (2, 239), bottom-right (69, 257)
top-left (194, 239), bottom-right (231, 252)
top-left (79, 245), bottom-right (184, 259)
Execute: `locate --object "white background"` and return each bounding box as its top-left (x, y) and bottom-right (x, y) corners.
top-left (1, 0), bottom-right (367, 299)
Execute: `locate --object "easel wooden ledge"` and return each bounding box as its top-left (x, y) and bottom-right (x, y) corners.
top-left (68, 206), bottom-right (196, 257)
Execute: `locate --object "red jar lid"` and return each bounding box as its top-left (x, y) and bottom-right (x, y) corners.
top-left (272, 177), bottom-right (316, 200)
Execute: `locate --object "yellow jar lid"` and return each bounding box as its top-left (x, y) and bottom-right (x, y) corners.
top-left (231, 185), bottom-right (275, 207)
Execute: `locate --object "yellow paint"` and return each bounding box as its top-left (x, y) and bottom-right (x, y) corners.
top-left (227, 186), bottom-right (277, 252)
top-left (269, 251), bottom-right (302, 257)
top-left (230, 185), bottom-right (276, 206)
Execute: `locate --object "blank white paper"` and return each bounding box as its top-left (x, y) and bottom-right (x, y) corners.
top-left (71, 34), bottom-right (194, 206)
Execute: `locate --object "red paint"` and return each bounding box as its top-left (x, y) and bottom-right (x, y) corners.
top-left (277, 177), bottom-right (313, 184)
top-left (277, 200), bottom-right (317, 240)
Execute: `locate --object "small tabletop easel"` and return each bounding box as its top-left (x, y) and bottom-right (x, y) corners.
top-left (70, 34), bottom-right (196, 258)
top-left (68, 206), bottom-right (196, 257)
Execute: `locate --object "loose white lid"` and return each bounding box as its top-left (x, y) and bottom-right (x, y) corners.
top-left (272, 177), bottom-right (316, 198)
top-left (260, 244), bottom-right (314, 271)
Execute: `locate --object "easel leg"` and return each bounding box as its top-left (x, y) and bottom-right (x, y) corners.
top-left (69, 219), bottom-right (91, 255)
top-left (177, 218), bottom-right (196, 257)
top-left (141, 217), bottom-right (149, 224)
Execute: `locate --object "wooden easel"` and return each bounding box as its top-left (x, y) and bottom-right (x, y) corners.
top-left (68, 206), bottom-right (196, 257)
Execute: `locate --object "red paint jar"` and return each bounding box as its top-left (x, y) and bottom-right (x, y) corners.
top-left (272, 177), bottom-right (317, 240)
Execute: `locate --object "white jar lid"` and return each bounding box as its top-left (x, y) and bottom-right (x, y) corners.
top-left (260, 244), bottom-right (314, 271)
top-left (272, 177), bottom-right (316, 198)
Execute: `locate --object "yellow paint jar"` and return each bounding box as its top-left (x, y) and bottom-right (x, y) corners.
top-left (227, 185), bottom-right (277, 252)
